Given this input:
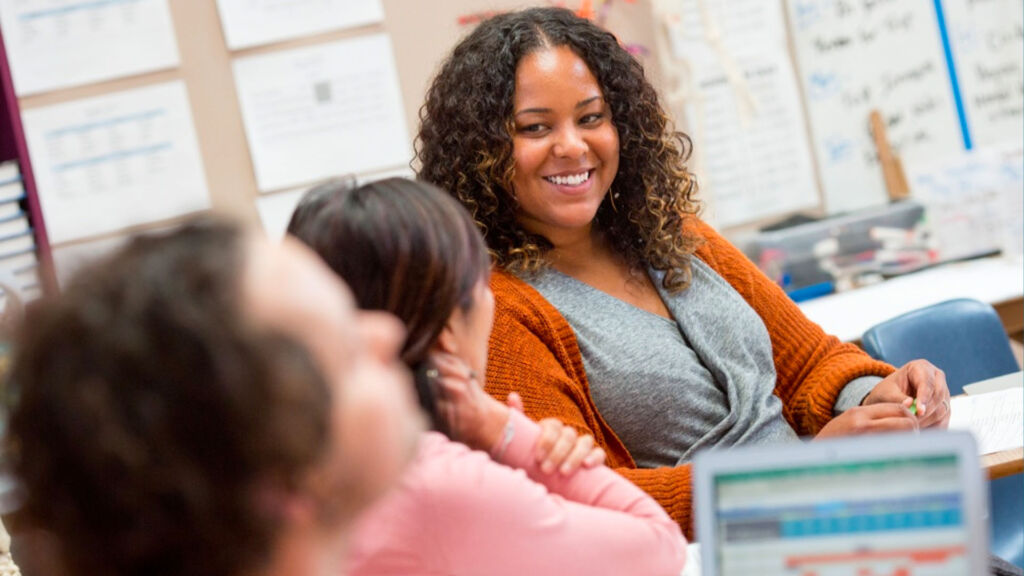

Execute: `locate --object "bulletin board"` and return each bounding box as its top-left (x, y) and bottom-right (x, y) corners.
top-left (0, 0), bottom-right (1020, 289)
top-left (0, 0), bottom-right (666, 285)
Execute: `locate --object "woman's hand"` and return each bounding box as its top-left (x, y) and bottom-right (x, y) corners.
top-left (507, 392), bottom-right (606, 474)
top-left (815, 401), bottom-right (919, 439)
top-left (430, 352), bottom-right (509, 452)
top-left (531, 417), bottom-right (606, 475)
top-left (431, 353), bottom-right (605, 472)
top-left (507, 394), bottom-right (606, 474)
top-left (862, 359), bottom-right (951, 429)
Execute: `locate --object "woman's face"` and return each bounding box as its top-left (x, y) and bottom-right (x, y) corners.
top-left (443, 276), bottom-right (495, 381)
top-left (510, 45), bottom-right (620, 241)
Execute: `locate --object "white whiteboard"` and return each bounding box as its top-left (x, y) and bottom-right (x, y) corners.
top-left (669, 0), bottom-right (819, 227)
top-left (942, 0), bottom-right (1024, 149)
top-left (786, 0), bottom-right (963, 215)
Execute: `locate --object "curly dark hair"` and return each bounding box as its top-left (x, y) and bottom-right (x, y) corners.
top-left (4, 219), bottom-right (331, 576)
top-left (417, 6), bottom-right (702, 292)
top-left (288, 177), bottom-right (490, 433)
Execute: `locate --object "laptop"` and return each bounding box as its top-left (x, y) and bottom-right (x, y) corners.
top-left (693, 431), bottom-right (988, 576)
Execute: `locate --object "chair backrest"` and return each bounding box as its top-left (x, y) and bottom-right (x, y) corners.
top-left (861, 298), bottom-right (1019, 395)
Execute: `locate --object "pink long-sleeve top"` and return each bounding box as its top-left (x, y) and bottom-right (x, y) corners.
top-left (346, 410), bottom-right (687, 576)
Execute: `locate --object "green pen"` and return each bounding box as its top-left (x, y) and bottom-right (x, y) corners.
top-left (908, 399), bottom-right (918, 415)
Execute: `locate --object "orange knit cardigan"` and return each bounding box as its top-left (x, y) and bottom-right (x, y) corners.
top-left (484, 219), bottom-right (895, 539)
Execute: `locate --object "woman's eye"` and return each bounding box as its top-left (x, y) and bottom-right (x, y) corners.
top-left (517, 123), bottom-right (546, 134)
top-left (581, 113), bottom-right (604, 125)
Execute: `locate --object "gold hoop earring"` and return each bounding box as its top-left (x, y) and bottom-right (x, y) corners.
top-left (608, 191), bottom-right (620, 213)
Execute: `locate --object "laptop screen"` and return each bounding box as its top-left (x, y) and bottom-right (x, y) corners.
top-left (712, 454), bottom-right (970, 576)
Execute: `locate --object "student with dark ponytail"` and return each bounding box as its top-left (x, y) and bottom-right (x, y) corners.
top-left (288, 177), bottom-right (687, 576)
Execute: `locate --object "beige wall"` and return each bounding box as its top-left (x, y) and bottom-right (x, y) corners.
top-left (17, 0), bottom-right (666, 245)
top-left (383, 0), bottom-right (666, 152)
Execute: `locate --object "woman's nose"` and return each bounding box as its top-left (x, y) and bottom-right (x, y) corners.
top-left (552, 126), bottom-right (587, 159)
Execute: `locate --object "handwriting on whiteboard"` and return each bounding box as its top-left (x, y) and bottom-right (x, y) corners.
top-left (787, 0), bottom-right (962, 214)
top-left (943, 0), bottom-right (1023, 147)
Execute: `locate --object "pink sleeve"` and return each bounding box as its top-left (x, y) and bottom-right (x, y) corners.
top-left (424, 410), bottom-right (687, 576)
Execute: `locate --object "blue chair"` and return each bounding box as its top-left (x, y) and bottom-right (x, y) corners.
top-left (862, 298), bottom-right (1023, 568)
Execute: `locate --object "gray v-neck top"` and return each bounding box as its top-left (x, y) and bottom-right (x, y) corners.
top-left (525, 258), bottom-right (800, 468)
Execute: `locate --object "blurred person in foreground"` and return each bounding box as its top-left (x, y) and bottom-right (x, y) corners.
top-left (3, 218), bottom-right (422, 576)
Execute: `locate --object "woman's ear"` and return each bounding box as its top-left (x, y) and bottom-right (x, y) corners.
top-left (432, 319), bottom-right (460, 355)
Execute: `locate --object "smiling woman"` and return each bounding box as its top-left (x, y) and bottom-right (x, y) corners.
top-left (417, 6), bottom-right (952, 540)
top-left (417, 7), bottom-right (702, 289)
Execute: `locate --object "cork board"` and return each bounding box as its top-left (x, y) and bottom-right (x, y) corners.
top-left (9, 0), bottom-right (663, 251)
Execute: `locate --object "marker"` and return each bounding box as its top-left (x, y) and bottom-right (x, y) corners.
top-left (908, 399), bottom-right (918, 415)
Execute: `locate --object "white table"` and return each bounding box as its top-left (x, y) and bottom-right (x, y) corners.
top-left (798, 256), bottom-right (1024, 343)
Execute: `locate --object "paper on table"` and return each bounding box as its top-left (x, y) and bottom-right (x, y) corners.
top-left (680, 543), bottom-right (701, 576)
top-left (948, 388), bottom-right (1024, 455)
top-left (233, 33), bottom-right (411, 193)
top-left (963, 371), bottom-right (1023, 396)
top-left (22, 81), bottom-right (211, 244)
top-left (941, 0), bottom-right (1024, 149)
top-left (214, 0), bottom-right (383, 50)
top-left (0, 0), bottom-right (179, 96)
top-left (786, 0), bottom-right (963, 215)
top-left (668, 0), bottom-right (818, 227)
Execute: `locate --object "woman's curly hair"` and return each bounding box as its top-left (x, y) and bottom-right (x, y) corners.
top-left (417, 6), bottom-right (702, 292)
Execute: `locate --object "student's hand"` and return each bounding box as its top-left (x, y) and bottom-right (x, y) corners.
top-left (430, 352), bottom-right (509, 452)
top-left (532, 418), bottom-right (606, 475)
top-left (815, 402), bottom-right (919, 439)
top-left (862, 359), bottom-right (951, 429)
top-left (506, 391), bottom-right (605, 473)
